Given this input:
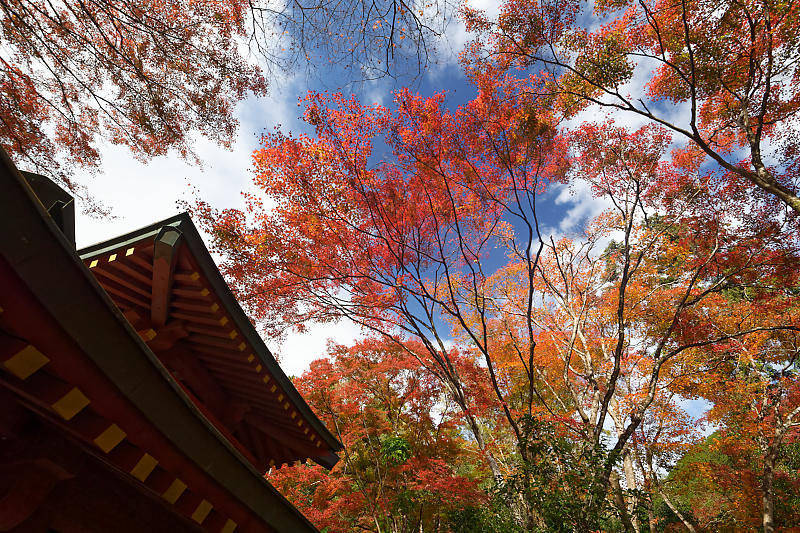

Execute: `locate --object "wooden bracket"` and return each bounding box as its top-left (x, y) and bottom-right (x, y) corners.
top-left (151, 227), bottom-right (183, 327)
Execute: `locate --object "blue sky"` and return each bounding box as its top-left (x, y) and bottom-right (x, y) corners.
top-left (70, 0), bottom-right (614, 375)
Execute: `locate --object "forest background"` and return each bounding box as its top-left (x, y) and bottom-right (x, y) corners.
top-left (1, 0), bottom-right (799, 531)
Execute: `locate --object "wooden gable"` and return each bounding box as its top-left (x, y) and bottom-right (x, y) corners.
top-left (79, 215), bottom-right (341, 472)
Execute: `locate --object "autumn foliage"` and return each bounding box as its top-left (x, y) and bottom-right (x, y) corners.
top-left (464, 0), bottom-right (800, 214)
top-left (183, 0), bottom-right (800, 531)
top-left (0, 0), bottom-right (453, 199)
top-left (5, 0), bottom-right (800, 528)
top-left (268, 340), bottom-right (488, 532)
top-left (0, 0), bottom-right (270, 193)
top-left (196, 74), bottom-right (800, 533)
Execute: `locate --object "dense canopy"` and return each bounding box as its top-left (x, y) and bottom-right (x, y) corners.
top-left (4, 0), bottom-right (800, 530)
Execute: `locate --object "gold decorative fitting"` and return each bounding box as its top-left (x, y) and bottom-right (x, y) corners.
top-left (94, 424), bottom-right (126, 453)
top-left (162, 479), bottom-right (187, 504)
top-left (130, 453), bottom-right (158, 482)
top-left (52, 388), bottom-right (90, 420)
top-left (191, 500), bottom-right (213, 524)
top-left (4, 345), bottom-right (49, 379)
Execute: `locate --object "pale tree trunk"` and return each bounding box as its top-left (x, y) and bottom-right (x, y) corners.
top-left (756, 391), bottom-right (799, 533)
top-left (647, 506), bottom-right (657, 533)
top-left (658, 487), bottom-right (697, 533)
top-left (622, 449), bottom-right (641, 533)
top-left (610, 403), bottom-right (641, 533)
top-left (638, 436), bottom-right (698, 533)
top-left (455, 384), bottom-right (546, 529)
top-left (762, 448), bottom-right (777, 533)
top-left (610, 472), bottom-right (636, 533)
top-left (636, 453), bottom-right (658, 533)
top-left (461, 403), bottom-right (502, 481)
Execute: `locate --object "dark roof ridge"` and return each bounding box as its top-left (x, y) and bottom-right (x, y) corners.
top-left (0, 148), bottom-right (318, 532)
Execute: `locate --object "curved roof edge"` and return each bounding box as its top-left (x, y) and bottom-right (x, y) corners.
top-left (0, 148), bottom-right (319, 533)
top-left (78, 214), bottom-right (343, 455)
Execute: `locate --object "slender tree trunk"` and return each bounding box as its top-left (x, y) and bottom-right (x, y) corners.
top-left (611, 472), bottom-right (636, 533)
top-left (647, 507), bottom-right (657, 533)
top-left (462, 407), bottom-right (502, 481)
top-left (460, 404), bottom-right (544, 530)
top-left (622, 449), bottom-right (641, 533)
top-left (762, 451), bottom-right (776, 533)
top-left (658, 488), bottom-right (697, 533)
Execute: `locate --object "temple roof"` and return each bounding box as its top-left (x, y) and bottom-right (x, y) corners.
top-left (0, 148), bottom-right (331, 533)
top-left (78, 214), bottom-right (342, 471)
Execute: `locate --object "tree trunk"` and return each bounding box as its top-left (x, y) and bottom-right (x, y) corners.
top-left (610, 472), bottom-right (636, 533)
top-left (462, 407), bottom-right (502, 481)
top-left (658, 488), bottom-right (696, 533)
top-left (762, 452), bottom-right (776, 533)
top-left (622, 449), bottom-right (641, 533)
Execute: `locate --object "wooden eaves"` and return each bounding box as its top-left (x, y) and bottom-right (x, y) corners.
top-left (0, 148), bottom-right (326, 533)
top-left (77, 213), bottom-right (342, 472)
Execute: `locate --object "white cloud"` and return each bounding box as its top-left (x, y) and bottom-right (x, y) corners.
top-left (67, 73), bottom-right (353, 375)
top-left (433, 0), bottom-right (503, 72)
top-left (72, 80), bottom-right (302, 249)
top-left (269, 319), bottom-right (365, 376)
top-left (535, 180), bottom-right (610, 243)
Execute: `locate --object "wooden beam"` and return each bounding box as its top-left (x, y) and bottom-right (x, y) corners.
top-left (244, 413), bottom-right (322, 460)
top-left (94, 276), bottom-right (151, 309)
top-left (169, 299), bottom-right (219, 315)
top-left (0, 450), bottom-right (74, 531)
top-left (147, 320), bottom-right (189, 352)
top-left (93, 266), bottom-right (151, 299)
top-left (185, 334), bottom-right (243, 352)
top-left (151, 227), bottom-right (183, 327)
top-left (107, 258), bottom-right (152, 285)
top-left (158, 347), bottom-right (229, 423)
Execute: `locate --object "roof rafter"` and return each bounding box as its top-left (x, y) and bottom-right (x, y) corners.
top-left (152, 227), bottom-right (183, 327)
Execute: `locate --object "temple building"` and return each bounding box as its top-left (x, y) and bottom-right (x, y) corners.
top-left (0, 147), bottom-right (341, 533)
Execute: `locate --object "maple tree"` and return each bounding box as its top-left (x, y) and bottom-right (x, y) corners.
top-left (268, 339), bottom-right (488, 533)
top-left (657, 432), bottom-right (800, 532)
top-left (486, 119), bottom-right (800, 530)
top-left (645, 125), bottom-right (800, 532)
top-left (671, 292), bottom-right (800, 532)
top-left (631, 394), bottom-right (701, 532)
top-left (195, 72), bottom-right (569, 509)
top-left (463, 0), bottom-right (800, 214)
top-left (0, 0), bottom-right (268, 192)
top-left (0, 0), bottom-right (453, 195)
top-left (191, 21), bottom-right (800, 526)
top-left (196, 87), bottom-right (796, 532)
